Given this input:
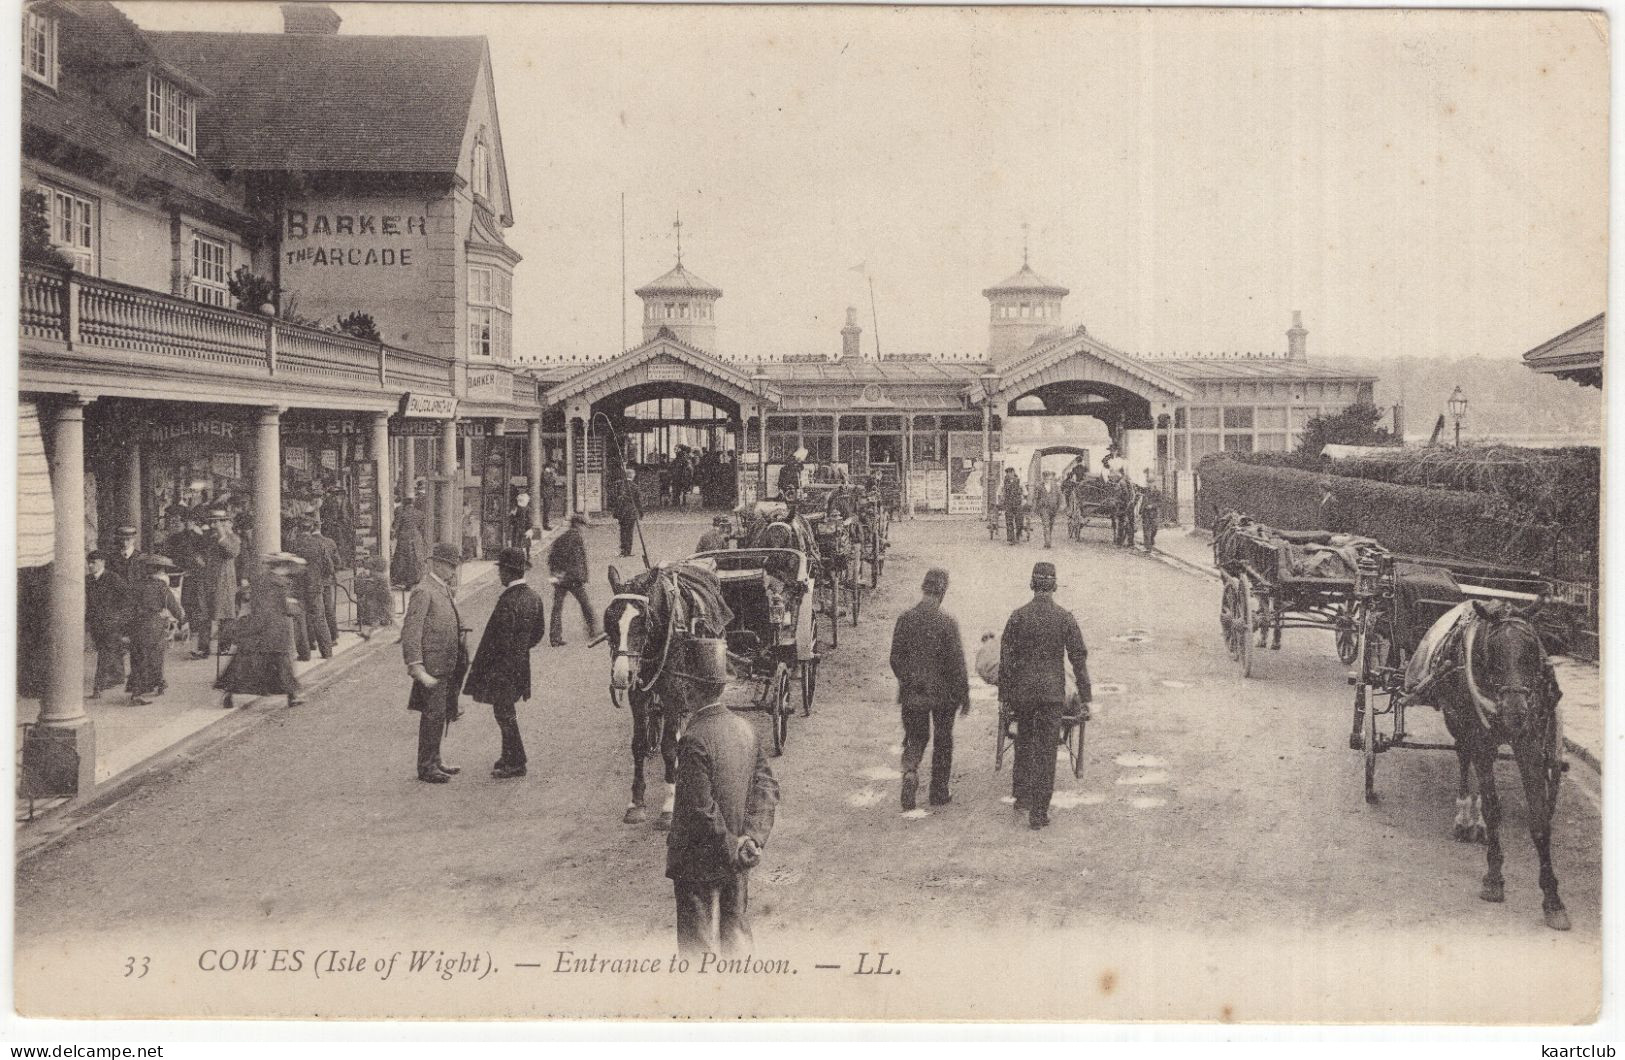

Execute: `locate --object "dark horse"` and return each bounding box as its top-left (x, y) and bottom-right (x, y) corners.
top-left (603, 562), bottom-right (732, 828)
top-left (1417, 599), bottom-right (1570, 931)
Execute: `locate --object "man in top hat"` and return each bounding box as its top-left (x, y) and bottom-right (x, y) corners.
top-left (998, 561), bottom-right (1091, 829)
top-left (547, 514), bottom-right (597, 647)
top-left (888, 567), bottom-right (971, 810)
top-left (463, 546), bottom-right (548, 779)
top-left (189, 508), bottom-right (241, 659)
top-left (612, 468), bottom-right (642, 558)
top-left (776, 447), bottom-right (806, 498)
top-left (402, 542), bottom-right (469, 783)
top-left (86, 549), bottom-right (132, 698)
top-left (665, 637), bottom-right (779, 956)
top-left (696, 515), bottom-right (733, 554)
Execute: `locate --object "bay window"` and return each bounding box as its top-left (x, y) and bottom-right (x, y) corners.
top-left (468, 263), bottom-right (513, 359)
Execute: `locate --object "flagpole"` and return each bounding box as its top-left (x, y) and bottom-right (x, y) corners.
top-left (867, 275), bottom-right (881, 359)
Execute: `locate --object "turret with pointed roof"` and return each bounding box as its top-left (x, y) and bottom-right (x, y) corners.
top-left (984, 256), bottom-right (1070, 362)
top-left (635, 254), bottom-right (722, 350)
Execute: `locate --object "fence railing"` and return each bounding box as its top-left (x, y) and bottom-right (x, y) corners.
top-left (20, 265), bottom-right (476, 402)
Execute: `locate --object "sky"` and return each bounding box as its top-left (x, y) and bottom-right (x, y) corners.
top-left (117, 2), bottom-right (1609, 366)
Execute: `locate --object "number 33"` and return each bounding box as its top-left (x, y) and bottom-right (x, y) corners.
top-left (124, 956), bottom-right (149, 979)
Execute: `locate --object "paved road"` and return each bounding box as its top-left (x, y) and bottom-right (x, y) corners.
top-left (16, 516), bottom-right (1602, 1023)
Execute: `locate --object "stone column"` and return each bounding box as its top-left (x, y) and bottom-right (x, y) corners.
top-left (41, 400), bottom-right (89, 723)
top-left (123, 441), bottom-right (142, 547)
top-left (439, 419), bottom-right (459, 547)
top-left (371, 412), bottom-right (392, 564)
top-left (401, 435), bottom-right (416, 499)
top-left (528, 419), bottom-right (544, 531)
top-left (254, 407), bottom-right (282, 558)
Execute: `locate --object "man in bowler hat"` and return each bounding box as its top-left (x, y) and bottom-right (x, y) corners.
top-left (463, 546), bottom-right (548, 779)
top-left (998, 561), bottom-right (1091, 829)
top-left (402, 542), bottom-right (469, 783)
top-left (547, 514), bottom-right (597, 646)
top-left (888, 567), bottom-right (970, 810)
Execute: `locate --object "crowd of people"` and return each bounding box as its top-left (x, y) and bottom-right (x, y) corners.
top-left (997, 456), bottom-right (1161, 551)
top-left (625, 445), bottom-right (738, 510)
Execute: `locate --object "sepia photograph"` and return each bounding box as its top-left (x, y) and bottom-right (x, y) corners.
top-left (10, 0), bottom-right (1610, 1028)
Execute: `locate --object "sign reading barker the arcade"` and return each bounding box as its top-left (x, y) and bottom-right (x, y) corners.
top-left (278, 195), bottom-right (439, 352)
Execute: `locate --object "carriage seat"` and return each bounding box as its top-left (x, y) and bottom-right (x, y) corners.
top-left (1403, 600), bottom-right (1473, 698)
top-left (1392, 562), bottom-right (1466, 652)
top-left (1273, 529), bottom-right (1335, 545)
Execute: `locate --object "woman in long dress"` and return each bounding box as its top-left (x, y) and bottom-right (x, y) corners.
top-left (215, 558), bottom-right (303, 708)
top-left (391, 499), bottom-right (427, 589)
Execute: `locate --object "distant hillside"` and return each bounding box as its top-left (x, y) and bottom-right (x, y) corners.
top-left (1324, 355), bottom-right (1603, 444)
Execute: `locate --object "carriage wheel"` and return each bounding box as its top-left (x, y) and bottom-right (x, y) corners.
top-left (847, 570), bottom-right (862, 626)
top-left (1065, 716), bottom-right (1086, 779)
top-left (765, 666), bottom-right (789, 757)
top-left (1220, 577), bottom-right (1240, 657)
top-left (1363, 687), bottom-right (1379, 804)
top-left (822, 580), bottom-right (841, 646)
top-left (994, 699), bottom-right (1012, 771)
top-left (800, 659), bottom-right (817, 717)
top-left (868, 536), bottom-right (882, 588)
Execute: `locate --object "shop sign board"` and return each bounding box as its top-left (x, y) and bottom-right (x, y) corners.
top-left (576, 472), bottom-right (603, 513)
top-left (401, 393), bottom-right (458, 420)
top-left (647, 362), bottom-right (685, 382)
top-left (466, 368), bottom-right (511, 403)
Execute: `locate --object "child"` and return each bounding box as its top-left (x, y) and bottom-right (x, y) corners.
top-left (128, 556), bottom-right (185, 705)
top-left (354, 554), bottom-right (394, 640)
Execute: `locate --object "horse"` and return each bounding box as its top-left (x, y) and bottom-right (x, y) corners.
top-left (1412, 598), bottom-right (1570, 931)
top-left (603, 562), bottom-right (733, 828)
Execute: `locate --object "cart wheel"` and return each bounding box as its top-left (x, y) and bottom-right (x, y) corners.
top-left (776, 666), bottom-right (793, 749)
top-left (1236, 574), bottom-right (1256, 678)
top-left (848, 573), bottom-right (861, 626)
top-left (766, 667), bottom-right (788, 757)
top-left (869, 538), bottom-right (881, 588)
top-left (1066, 716), bottom-right (1086, 779)
top-left (1220, 576), bottom-right (1240, 657)
top-left (800, 659), bottom-right (816, 717)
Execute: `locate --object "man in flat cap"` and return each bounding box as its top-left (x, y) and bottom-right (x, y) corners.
top-left (463, 546), bottom-right (547, 779)
top-left (108, 524), bottom-right (146, 588)
top-left (889, 567), bottom-right (971, 810)
top-left (998, 561), bottom-right (1091, 830)
top-left (401, 542), bottom-right (469, 783)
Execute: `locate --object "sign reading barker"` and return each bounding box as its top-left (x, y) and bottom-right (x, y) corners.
top-left (283, 210), bottom-right (427, 268)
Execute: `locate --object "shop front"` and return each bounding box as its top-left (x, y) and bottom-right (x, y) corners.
top-left (279, 411), bottom-right (380, 565)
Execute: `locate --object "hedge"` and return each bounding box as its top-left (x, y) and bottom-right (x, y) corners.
top-left (1195, 458), bottom-right (1591, 582)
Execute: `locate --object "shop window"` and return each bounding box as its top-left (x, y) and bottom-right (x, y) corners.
top-left (1257, 433), bottom-right (1289, 451)
top-left (1223, 406), bottom-right (1255, 430)
top-left (804, 435), bottom-right (833, 463)
top-left (838, 435), bottom-right (867, 466)
top-left (1256, 407), bottom-right (1288, 430)
top-left (940, 414), bottom-right (981, 431)
top-left (767, 433), bottom-right (798, 462)
top-left (41, 183), bottom-right (95, 273)
top-left (1188, 407), bottom-right (1221, 430)
top-left (23, 10), bottom-right (56, 88)
top-left (801, 416), bottom-right (833, 432)
top-left (870, 415), bottom-right (903, 432)
top-left (839, 414), bottom-right (867, 432)
top-left (190, 233), bottom-right (229, 306)
top-left (147, 74), bottom-right (196, 155)
top-left (912, 432), bottom-right (942, 462)
top-left (767, 415), bottom-right (799, 431)
top-left (1190, 433), bottom-right (1221, 460)
top-left (1223, 434), bottom-right (1255, 453)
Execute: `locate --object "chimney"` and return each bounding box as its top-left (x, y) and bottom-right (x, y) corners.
top-left (1287, 310), bottom-right (1308, 361)
top-left (840, 306), bottom-right (862, 361)
top-left (282, 3), bottom-right (342, 34)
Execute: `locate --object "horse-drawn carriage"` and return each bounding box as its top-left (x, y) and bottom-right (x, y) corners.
top-left (1064, 476), bottom-right (1118, 540)
top-left (1212, 512), bottom-right (1382, 677)
top-left (795, 484), bottom-right (864, 634)
top-left (693, 547), bottom-right (821, 756)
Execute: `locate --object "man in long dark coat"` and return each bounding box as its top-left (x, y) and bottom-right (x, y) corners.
top-left (86, 550), bottom-right (132, 698)
top-left (107, 525), bottom-right (147, 588)
top-left (547, 514), bottom-right (596, 646)
top-left (888, 567), bottom-right (970, 810)
top-left (1001, 468), bottom-right (1024, 544)
top-left (666, 663), bottom-right (779, 956)
top-left (402, 542), bottom-right (468, 783)
top-left (998, 561), bottom-right (1091, 830)
top-left (190, 508), bottom-right (241, 659)
top-left (613, 468), bottom-right (642, 558)
top-left (289, 519), bottom-right (335, 660)
top-left (463, 547), bottom-right (548, 779)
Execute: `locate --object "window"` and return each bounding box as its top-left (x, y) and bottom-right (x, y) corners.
top-left (190, 233), bottom-right (229, 305)
top-left (1223, 406), bottom-right (1255, 430)
top-left (468, 264), bottom-right (513, 358)
top-left (23, 10), bottom-right (57, 88)
top-left (1223, 434), bottom-right (1255, 453)
top-left (1188, 406), bottom-right (1221, 430)
top-left (665, 303), bottom-right (675, 319)
top-left (472, 138), bottom-right (492, 200)
top-left (147, 75), bottom-right (197, 155)
top-left (1256, 407), bottom-right (1288, 430)
top-left (41, 184), bottom-right (95, 272)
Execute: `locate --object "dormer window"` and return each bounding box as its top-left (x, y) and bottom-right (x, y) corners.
top-left (147, 74), bottom-right (196, 155)
top-left (23, 10), bottom-right (57, 88)
top-left (472, 138), bottom-right (492, 201)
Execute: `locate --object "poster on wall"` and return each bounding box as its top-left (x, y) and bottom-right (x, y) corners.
top-left (948, 431), bottom-right (987, 514)
top-left (576, 472), bottom-right (603, 513)
top-left (211, 453), bottom-right (241, 479)
top-left (285, 447), bottom-right (308, 473)
top-left (321, 449), bottom-right (339, 471)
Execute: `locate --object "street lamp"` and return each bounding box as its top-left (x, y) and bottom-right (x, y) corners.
top-left (978, 371), bottom-right (1000, 517)
top-left (751, 364), bottom-right (770, 501)
top-left (1447, 386), bottom-right (1468, 448)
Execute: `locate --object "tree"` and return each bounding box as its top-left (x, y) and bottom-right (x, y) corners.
top-left (21, 190), bottom-right (73, 269)
top-left (1296, 403), bottom-right (1393, 457)
top-left (227, 266), bottom-right (278, 313)
top-left (335, 311), bottom-right (381, 343)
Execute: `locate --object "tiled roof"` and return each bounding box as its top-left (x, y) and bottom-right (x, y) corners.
top-left (1152, 358), bottom-right (1376, 382)
top-left (634, 264), bottom-right (722, 297)
top-left (982, 263), bottom-right (1069, 297)
top-left (23, 2), bottom-right (249, 218)
top-left (148, 30), bottom-right (486, 173)
top-left (1523, 313), bottom-right (1604, 370)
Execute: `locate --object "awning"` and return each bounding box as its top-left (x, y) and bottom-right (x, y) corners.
top-left (18, 401), bottom-right (55, 567)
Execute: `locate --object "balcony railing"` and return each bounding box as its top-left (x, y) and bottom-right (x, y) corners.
top-left (20, 264), bottom-right (472, 401)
